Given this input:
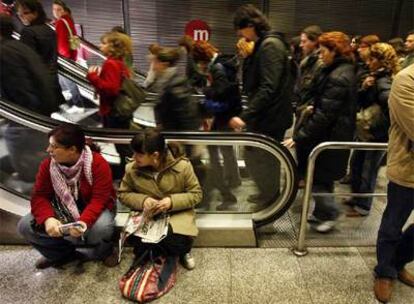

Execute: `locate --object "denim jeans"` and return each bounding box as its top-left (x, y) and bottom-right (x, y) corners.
top-left (58, 75), bottom-right (84, 107)
top-left (351, 150), bottom-right (385, 211)
top-left (18, 209), bottom-right (115, 262)
top-left (312, 181), bottom-right (340, 221)
top-left (375, 182), bottom-right (414, 278)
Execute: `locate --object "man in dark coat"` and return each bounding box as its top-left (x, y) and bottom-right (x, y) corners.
top-left (230, 4), bottom-right (293, 209)
top-left (0, 14), bottom-right (55, 183)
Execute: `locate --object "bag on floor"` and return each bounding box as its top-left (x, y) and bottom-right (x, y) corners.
top-left (119, 249), bottom-right (178, 303)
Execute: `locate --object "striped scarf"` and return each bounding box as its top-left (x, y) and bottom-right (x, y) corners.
top-left (50, 146), bottom-right (93, 220)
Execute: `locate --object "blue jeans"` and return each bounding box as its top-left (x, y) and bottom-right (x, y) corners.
top-left (375, 182), bottom-right (414, 278)
top-left (17, 210), bottom-right (115, 262)
top-left (58, 75), bottom-right (84, 107)
top-left (351, 150), bottom-right (385, 211)
top-left (312, 181), bottom-right (340, 221)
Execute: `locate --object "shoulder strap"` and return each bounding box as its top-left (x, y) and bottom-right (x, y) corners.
top-left (61, 18), bottom-right (74, 38)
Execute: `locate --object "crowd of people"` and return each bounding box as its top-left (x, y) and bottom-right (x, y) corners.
top-left (0, 1), bottom-right (413, 303)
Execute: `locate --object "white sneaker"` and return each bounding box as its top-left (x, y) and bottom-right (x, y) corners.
top-left (180, 253), bottom-right (195, 270)
top-left (314, 220), bottom-right (336, 233)
top-left (66, 105), bottom-right (85, 114)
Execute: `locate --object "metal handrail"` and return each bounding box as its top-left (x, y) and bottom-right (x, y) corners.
top-left (292, 141), bottom-right (388, 257)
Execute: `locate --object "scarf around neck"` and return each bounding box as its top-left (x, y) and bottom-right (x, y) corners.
top-left (50, 146), bottom-right (93, 221)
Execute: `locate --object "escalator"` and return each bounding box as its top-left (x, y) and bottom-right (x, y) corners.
top-left (0, 99), bottom-right (298, 246)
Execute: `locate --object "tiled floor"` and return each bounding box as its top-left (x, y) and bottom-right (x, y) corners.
top-left (1, 246), bottom-right (413, 304)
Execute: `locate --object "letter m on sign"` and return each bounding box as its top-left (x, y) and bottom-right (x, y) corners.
top-left (185, 20), bottom-right (211, 41)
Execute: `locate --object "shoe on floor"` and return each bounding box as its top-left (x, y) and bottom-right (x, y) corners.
top-left (374, 277), bottom-right (393, 303)
top-left (307, 214), bottom-right (321, 224)
top-left (66, 105), bottom-right (85, 114)
top-left (346, 206), bottom-right (369, 217)
top-left (398, 268), bottom-right (414, 287)
top-left (313, 220), bottom-right (336, 233)
top-left (35, 252), bottom-right (79, 269)
top-left (180, 253), bottom-right (195, 270)
top-left (342, 198), bottom-right (356, 207)
top-left (103, 249), bottom-right (120, 267)
top-left (247, 193), bottom-right (272, 204)
top-left (216, 201), bottom-right (237, 211)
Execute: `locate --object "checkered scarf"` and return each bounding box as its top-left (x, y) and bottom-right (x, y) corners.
top-left (50, 146), bottom-right (93, 220)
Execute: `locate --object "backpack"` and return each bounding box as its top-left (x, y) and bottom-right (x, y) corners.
top-left (113, 76), bottom-right (146, 118)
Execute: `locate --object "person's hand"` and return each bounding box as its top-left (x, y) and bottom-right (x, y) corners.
top-left (152, 197), bottom-right (172, 216)
top-left (143, 197), bottom-right (159, 217)
top-left (68, 221), bottom-right (87, 238)
top-left (237, 38), bottom-right (255, 58)
top-left (362, 76), bottom-right (375, 89)
top-left (88, 65), bottom-right (101, 75)
top-left (44, 217), bottom-right (62, 238)
top-left (282, 138), bottom-right (296, 148)
top-left (229, 116), bottom-right (246, 131)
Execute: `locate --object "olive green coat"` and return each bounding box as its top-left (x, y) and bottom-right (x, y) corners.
top-left (118, 152), bottom-right (202, 236)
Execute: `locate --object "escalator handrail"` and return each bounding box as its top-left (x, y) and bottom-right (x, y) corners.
top-left (0, 98), bottom-right (298, 226)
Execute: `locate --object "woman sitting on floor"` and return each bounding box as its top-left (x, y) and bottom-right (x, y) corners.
top-left (118, 128), bottom-right (202, 269)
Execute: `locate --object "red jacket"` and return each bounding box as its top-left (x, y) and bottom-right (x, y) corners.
top-left (31, 152), bottom-right (115, 228)
top-left (87, 57), bottom-right (129, 116)
top-left (55, 14), bottom-right (77, 60)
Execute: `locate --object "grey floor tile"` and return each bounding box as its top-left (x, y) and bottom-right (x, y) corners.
top-left (229, 248), bottom-right (310, 304)
top-left (298, 247), bottom-right (376, 304)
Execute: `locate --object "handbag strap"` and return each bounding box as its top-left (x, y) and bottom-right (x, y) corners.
top-left (61, 18), bottom-right (74, 39)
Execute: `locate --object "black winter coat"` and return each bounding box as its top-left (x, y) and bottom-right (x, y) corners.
top-left (20, 23), bottom-right (65, 107)
top-left (155, 70), bottom-right (200, 131)
top-left (203, 55), bottom-right (242, 129)
top-left (357, 68), bottom-right (392, 142)
top-left (241, 32), bottom-right (293, 139)
top-left (294, 57), bottom-right (357, 182)
top-left (0, 39), bottom-right (56, 115)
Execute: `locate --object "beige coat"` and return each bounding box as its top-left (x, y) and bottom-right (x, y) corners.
top-left (118, 152), bottom-right (202, 236)
top-left (386, 64), bottom-right (414, 188)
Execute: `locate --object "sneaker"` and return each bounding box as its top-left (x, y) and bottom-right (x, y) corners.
top-left (313, 220), bottom-right (336, 233)
top-left (216, 201), bottom-right (237, 211)
top-left (180, 253), bottom-right (195, 270)
top-left (66, 105), bottom-right (85, 114)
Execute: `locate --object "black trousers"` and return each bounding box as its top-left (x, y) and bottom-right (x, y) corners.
top-left (131, 225), bottom-right (193, 258)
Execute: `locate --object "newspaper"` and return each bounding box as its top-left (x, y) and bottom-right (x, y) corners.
top-left (118, 211), bottom-right (169, 262)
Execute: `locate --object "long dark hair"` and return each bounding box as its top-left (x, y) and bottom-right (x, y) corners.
top-left (48, 123), bottom-right (99, 153)
top-left (16, 0), bottom-right (47, 24)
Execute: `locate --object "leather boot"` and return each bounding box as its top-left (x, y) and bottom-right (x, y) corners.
top-left (374, 278), bottom-right (393, 303)
top-left (398, 268), bottom-right (414, 287)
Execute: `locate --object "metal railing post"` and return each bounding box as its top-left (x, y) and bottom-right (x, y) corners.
top-left (292, 142), bottom-right (388, 257)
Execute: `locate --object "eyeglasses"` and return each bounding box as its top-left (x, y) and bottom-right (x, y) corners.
top-left (47, 143), bottom-right (66, 150)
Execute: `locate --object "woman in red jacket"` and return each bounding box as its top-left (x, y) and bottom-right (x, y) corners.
top-left (18, 124), bottom-right (117, 269)
top-left (52, 0), bottom-right (84, 113)
top-left (87, 31), bottom-right (132, 178)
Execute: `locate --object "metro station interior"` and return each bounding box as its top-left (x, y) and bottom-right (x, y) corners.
top-left (1, 1), bottom-right (413, 303)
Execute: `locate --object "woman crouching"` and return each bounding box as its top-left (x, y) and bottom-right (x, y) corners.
top-left (18, 123), bottom-right (117, 269)
top-left (118, 129), bottom-right (202, 269)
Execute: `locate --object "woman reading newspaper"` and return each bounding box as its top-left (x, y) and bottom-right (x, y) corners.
top-left (118, 129), bottom-right (202, 270)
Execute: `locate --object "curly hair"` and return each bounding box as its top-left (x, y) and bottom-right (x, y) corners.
top-left (233, 4), bottom-right (271, 35)
top-left (100, 31), bottom-right (132, 60)
top-left (318, 31), bottom-right (354, 61)
top-left (369, 43), bottom-right (401, 76)
top-left (192, 40), bottom-right (219, 63)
